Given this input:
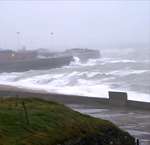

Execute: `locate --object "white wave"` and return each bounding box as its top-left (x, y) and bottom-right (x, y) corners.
top-left (0, 56), bottom-right (150, 103)
top-left (68, 57), bottom-right (149, 68)
top-left (85, 59), bottom-right (98, 66)
top-left (69, 57), bottom-right (137, 67)
top-left (0, 71), bottom-right (150, 102)
top-left (86, 72), bottom-right (100, 78)
top-left (110, 59), bottom-right (136, 63)
top-left (68, 57), bottom-right (135, 68)
top-left (45, 80), bottom-right (110, 98)
top-left (1, 72), bottom-right (149, 102)
top-left (109, 69), bottom-right (149, 77)
top-left (69, 56), bottom-right (82, 66)
top-left (0, 72), bottom-right (22, 83)
top-left (68, 57), bottom-right (99, 67)
top-left (101, 59), bottom-right (136, 65)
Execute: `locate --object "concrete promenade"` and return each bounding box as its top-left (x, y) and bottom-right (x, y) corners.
top-left (0, 87), bottom-right (149, 110)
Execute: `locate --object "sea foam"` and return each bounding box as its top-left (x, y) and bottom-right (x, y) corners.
top-left (0, 56), bottom-right (150, 102)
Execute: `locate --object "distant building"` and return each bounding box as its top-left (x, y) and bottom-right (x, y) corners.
top-left (0, 49), bottom-right (37, 62)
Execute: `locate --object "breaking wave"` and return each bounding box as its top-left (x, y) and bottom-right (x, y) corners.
top-left (67, 56), bottom-right (98, 67)
top-left (0, 55), bottom-right (150, 102)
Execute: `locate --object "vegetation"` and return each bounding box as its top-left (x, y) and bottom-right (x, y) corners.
top-left (0, 97), bottom-right (135, 145)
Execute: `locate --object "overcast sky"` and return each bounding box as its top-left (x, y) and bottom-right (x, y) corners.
top-left (0, 1), bottom-right (150, 51)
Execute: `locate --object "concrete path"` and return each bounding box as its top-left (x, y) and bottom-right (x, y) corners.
top-left (69, 104), bottom-right (150, 145)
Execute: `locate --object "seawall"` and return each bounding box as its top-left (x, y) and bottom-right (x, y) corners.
top-left (0, 88), bottom-right (149, 110)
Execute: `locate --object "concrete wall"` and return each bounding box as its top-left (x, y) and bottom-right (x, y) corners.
top-left (109, 91), bottom-right (128, 106)
top-left (127, 100), bottom-right (150, 110)
top-left (0, 90), bottom-right (108, 107)
top-left (109, 91), bottom-right (150, 109)
top-left (0, 89), bottom-right (149, 110)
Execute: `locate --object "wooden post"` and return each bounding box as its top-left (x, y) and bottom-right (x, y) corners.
top-left (15, 95), bottom-right (19, 107)
top-left (136, 139), bottom-right (140, 145)
top-left (22, 101), bottom-right (30, 125)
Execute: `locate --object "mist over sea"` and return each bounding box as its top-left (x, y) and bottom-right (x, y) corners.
top-left (0, 48), bottom-right (150, 102)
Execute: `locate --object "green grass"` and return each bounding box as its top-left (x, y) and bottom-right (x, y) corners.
top-left (0, 97), bottom-right (135, 145)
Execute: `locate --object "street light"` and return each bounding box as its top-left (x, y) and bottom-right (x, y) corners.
top-left (16, 31), bottom-right (21, 51)
top-left (50, 32), bottom-right (54, 36)
top-left (50, 32), bottom-right (54, 51)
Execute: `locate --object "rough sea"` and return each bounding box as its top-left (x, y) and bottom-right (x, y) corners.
top-left (0, 48), bottom-right (150, 102)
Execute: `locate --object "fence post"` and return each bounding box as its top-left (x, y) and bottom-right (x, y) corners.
top-left (136, 139), bottom-right (140, 145)
top-left (22, 101), bottom-right (30, 125)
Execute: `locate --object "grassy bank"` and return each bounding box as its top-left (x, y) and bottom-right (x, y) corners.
top-left (0, 97), bottom-right (135, 145)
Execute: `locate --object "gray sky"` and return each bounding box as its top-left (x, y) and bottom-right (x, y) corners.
top-left (0, 1), bottom-right (150, 51)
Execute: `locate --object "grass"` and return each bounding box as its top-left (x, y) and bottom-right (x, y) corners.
top-left (0, 97), bottom-right (135, 145)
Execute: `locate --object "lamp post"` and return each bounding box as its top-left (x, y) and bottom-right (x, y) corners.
top-left (50, 32), bottom-right (54, 50)
top-left (16, 31), bottom-right (21, 51)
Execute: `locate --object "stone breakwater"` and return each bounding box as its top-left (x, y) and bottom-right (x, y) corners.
top-left (0, 48), bottom-right (101, 72)
top-left (0, 56), bottom-right (73, 72)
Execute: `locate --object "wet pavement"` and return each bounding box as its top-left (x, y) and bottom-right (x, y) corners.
top-left (69, 104), bottom-right (150, 145)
